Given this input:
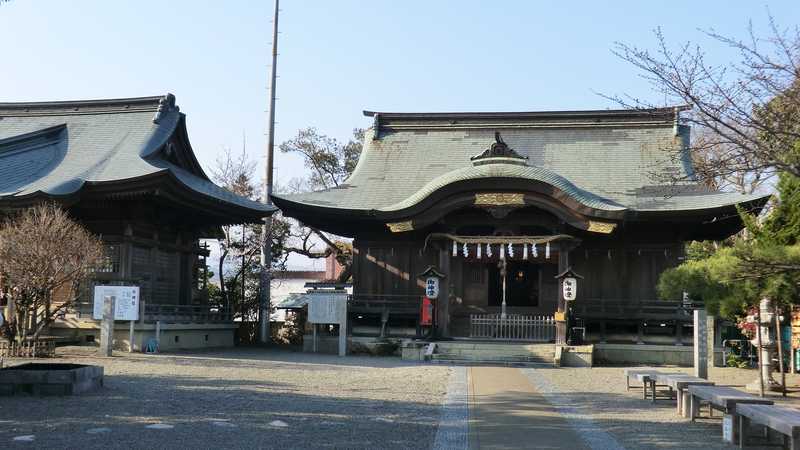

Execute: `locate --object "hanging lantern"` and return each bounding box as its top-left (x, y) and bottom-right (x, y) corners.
top-left (532, 243), bottom-right (538, 258)
top-left (477, 243), bottom-right (482, 259)
top-left (452, 240), bottom-right (457, 257)
top-left (487, 243), bottom-right (493, 258)
top-left (500, 244), bottom-right (505, 260)
top-left (508, 243), bottom-right (514, 258)
top-left (523, 243), bottom-right (528, 260)
top-left (545, 242), bottom-right (550, 259)
top-left (463, 242), bottom-right (469, 258)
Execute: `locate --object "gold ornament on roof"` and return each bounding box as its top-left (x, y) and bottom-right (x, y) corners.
top-left (587, 221), bottom-right (617, 234)
top-left (474, 193), bottom-right (525, 206)
top-left (386, 221), bottom-right (414, 233)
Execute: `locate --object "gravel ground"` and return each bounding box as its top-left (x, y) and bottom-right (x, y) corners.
top-left (533, 366), bottom-right (800, 450)
top-left (1, 347), bottom-right (451, 450)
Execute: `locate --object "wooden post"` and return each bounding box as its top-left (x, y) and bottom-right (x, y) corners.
top-left (556, 246), bottom-right (569, 345)
top-left (438, 247), bottom-right (450, 338)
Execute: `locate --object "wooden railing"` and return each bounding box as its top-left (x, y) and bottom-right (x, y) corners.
top-left (73, 302), bottom-right (232, 324)
top-left (348, 294), bottom-right (420, 314)
top-left (470, 314), bottom-right (556, 342)
top-left (142, 304), bottom-right (232, 324)
top-left (571, 298), bottom-right (701, 320)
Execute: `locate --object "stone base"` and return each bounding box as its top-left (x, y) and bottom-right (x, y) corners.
top-left (745, 377), bottom-right (782, 392)
top-left (0, 363), bottom-right (103, 396)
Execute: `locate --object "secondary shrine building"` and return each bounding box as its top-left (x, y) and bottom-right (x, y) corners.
top-left (274, 108), bottom-right (769, 346)
top-left (0, 94), bottom-right (274, 350)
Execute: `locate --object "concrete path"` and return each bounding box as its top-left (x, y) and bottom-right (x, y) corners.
top-left (468, 367), bottom-right (591, 450)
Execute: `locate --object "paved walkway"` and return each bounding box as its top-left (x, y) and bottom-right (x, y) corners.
top-left (468, 367), bottom-right (594, 450)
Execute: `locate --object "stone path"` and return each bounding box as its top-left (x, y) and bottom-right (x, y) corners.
top-left (468, 366), bottom-right (593, 450)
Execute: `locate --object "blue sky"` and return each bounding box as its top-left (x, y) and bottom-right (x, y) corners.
top-left (2, 1), bottom-right (797, 268)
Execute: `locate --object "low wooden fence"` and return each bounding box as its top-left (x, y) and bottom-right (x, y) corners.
top-left (0, 339), bottom-right (56, 358)
top-left (469, 314), bottom-right (556, 342)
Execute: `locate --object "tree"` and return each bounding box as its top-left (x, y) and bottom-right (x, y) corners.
top-left (278, 127), bottom-right (365, 282)
top-left (0, 204), bottom-right (104, 346)
top-left (609, 18), bottom-right (800, 192)
top-left (655, 51), bottom-right (800, 318)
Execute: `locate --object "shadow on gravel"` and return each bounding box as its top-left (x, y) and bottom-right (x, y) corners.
top-left (0, 365), bottom-right (443, 450)
top-left (118, 347), bottom-right (427, 371)
top-left (470, 389), bottom-right (745, 449)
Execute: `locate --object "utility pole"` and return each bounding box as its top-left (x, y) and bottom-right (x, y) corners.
top-left (259, 0), bottom-right (279, 344)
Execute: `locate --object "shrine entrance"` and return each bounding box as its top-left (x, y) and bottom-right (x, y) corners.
top-left (488, 261), bottom-right (540, 308)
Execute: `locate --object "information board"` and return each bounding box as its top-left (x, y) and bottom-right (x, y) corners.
top-left (93, 285), bottom-right (140, 321)
top-left (307, 294), bottom-right (347, 324)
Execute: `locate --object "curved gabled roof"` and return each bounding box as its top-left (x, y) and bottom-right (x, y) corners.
top-left (274, 108), bottom-right (768, 222)
top-left (0, 94), bottom-right (274, 220)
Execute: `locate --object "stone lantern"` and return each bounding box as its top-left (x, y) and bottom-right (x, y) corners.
top-left (746, 297), bottom-right (781, 392)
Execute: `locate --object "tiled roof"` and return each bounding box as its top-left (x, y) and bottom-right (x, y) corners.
top-left (0, 94), bottom-right (274, 216)
top-left (274, 108), bottom-right (767, 217)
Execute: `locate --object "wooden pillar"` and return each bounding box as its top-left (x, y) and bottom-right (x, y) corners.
top-left (437, 247), bottom-right (451, 338)
top-left (556, 245), bottom-right (569, 345)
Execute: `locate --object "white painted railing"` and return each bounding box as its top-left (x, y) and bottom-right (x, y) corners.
top-left (469, 314), bottom-right (556, 342)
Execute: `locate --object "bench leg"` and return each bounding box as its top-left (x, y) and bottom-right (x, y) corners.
top-left (642, 381), bottom-right (648, 399)
top-left (626, 376), bottom-right (630, 391)
top-left (790, 434), bottom-right (800, 450)
top-left (652, 381), bottom-right (657, 403)
top-left (738, 415), bottom-right (747, 449)
top-left (690, 395), bottom-right (699, 422)
top-left (681, 391), bottom-right (691, 418)
top-left (676, 389), bottom-right (682, 415)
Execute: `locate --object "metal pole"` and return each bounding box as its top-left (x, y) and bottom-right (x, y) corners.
top-left (259, 0), bottom-right (279, 344)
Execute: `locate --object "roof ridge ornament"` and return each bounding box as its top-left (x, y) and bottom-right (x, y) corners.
top-left (152, 93), bottom-right (177, 124)
top-left (470, 131), bottom-right (528, 165)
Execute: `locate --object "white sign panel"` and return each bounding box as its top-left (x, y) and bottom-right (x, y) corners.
top-left (425, 277), bottom-right (440, 299)
top-left (93, 286), bottom-right (140, 321)
top-left (562, 277), bottom-right (577, 301)
top-left (308, 294), bottom-right (347, 324)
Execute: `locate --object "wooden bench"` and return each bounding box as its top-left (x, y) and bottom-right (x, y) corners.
top-left (736, 404), bottom-right (800, 449)
top-left (654, 373), bottom-right (715, 417)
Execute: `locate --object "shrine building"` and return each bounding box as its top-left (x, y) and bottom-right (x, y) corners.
top-left (0, 94), bottom-right (274, 350)
top-left (273, 108), bottom-right (770, 350)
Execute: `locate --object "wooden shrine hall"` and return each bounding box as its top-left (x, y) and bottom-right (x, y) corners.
top-left (275, 108), bottom-right (769, 346)
top-left (0, 94), bottom-right (274, 349)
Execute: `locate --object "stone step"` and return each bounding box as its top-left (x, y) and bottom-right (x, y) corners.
top-left (432, 353), bottom-right (550, 363)
top-left (435, 342), bottom-right (555, 351)
top-left (429, 357), bottom-right (552, 368)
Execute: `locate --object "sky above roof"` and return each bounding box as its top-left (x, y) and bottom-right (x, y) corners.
top-left (1, 0), bottom-right (797, 268)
